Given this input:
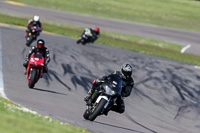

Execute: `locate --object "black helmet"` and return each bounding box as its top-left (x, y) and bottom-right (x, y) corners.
top-left (121, 63), bottom-right (132, 80)
top-left (37, 39), bottom-right (45, 48)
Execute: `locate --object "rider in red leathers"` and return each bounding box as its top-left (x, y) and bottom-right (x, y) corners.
top-left (23, 39), bottom-right (50, 74)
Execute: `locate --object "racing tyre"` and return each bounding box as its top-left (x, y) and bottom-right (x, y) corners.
top-left (83, 109), bottom-right (90, 120)
top-left (26, 36), bottom-right (33, 46)
top-left (89, 98), bottom-right (107, 121)
top-left (28, 68), bottom-right (37, 88)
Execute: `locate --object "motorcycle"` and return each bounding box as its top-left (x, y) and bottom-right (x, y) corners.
top-left (26, 52), bottom-right (44, 88)
top-left (25, 25), bottom-right (40, 46)
top-left (76, 29), bottom-right (95, 45)
top-left (83, 74), bottom-right (122, 121)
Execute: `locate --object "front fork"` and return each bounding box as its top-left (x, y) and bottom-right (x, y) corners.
top-left (96, 94), bottom-right (111, 112)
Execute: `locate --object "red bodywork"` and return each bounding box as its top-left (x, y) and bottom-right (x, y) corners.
top-left (26, 52), bottom-right (44, 85)
top-left (31, 26), bottom-right (39, 31)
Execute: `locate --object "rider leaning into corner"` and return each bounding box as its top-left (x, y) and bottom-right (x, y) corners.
top-left (84, 63), bottom-right (134, 115)
top-left (83, 27), bottom-right (100, 43)
top-left (24, 15), bottom-right (42, 37)
top-left (23, 39), bottom-right (50, 74)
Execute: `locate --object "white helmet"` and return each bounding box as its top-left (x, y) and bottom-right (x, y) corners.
top-left (33, 15), bottom-right (40, 22)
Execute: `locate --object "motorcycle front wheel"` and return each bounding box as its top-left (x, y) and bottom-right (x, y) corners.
top-left (88, 98), bottom-right (107, 121)
top-left (28, 68), bottom-right (37, 88)
top-left (76, 39), bottom-right (82, 44)
top-left (26, 35), bottom-right (33, 46)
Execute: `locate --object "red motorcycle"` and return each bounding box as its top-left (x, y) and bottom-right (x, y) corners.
top-left (26, 52), bottom-right (44, 88)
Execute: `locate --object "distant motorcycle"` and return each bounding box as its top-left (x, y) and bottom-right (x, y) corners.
top-left (76, 28), bottom-right (95, 45)
top-left (83, 74), bottom-right (122, 121)
top-left (25, 25), bottom-right (40, 46)
top-left (26, 52), bottom-right (44, 88)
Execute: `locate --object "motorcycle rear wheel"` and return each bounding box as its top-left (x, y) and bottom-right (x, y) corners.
top-left (83, 109), bottom-right (90, 120)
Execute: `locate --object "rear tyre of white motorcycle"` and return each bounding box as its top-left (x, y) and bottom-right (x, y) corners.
top-left (83, 109), bottom-right (90, 120)
top-left (28, 68), bottom-right (37, 88)
top-left (88, 98), bottom-right (107, 121)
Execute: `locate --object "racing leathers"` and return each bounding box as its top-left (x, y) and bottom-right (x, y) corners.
top-left (23, 46), bottom-right (50, 73)
top-left (83, 28), bottom-right (100, 43)
top-left (25, 19), bottom-right (42, 37)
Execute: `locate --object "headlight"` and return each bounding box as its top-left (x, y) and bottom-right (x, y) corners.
top-left (104, 85), bottom-right (116, 95)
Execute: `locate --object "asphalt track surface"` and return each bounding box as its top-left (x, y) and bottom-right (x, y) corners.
top-left (0, 0), bottom-right (200, 56)
top-left (0, 1), bottom-right (200, 133)
top-left (1, 24), bottom-right (200, 133)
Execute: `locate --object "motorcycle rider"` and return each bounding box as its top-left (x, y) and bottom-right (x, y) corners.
top-left (24, 15), bottom-right (42, 37)
top-left (84, 63), bottom-right (134, 115)
top-left (23, 39), bottom-right (50, 74)
top-left (81, 27), bottom-right (100, 43)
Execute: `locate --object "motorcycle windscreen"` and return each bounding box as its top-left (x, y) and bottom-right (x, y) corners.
top-left (103, 74), bottom-right (122, 94)
top-left (34, 52), bottom-right (43, 59)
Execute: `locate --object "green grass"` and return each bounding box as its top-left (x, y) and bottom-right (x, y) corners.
top-left (43, 22), bottom-right (200, 65)
top-left (11, 0), bottom-right (200, 32)
top-left (0, 97), bottom-right (90, 133)
top-left (0, 13), bottom-right (199, 65)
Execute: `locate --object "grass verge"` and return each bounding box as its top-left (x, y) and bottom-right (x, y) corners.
top-left (10, 0), bottom-right (200, 32)
top-left (0, 96), bottom-right (90, 133)
top-left (0, 13), bottom-right (200, 65)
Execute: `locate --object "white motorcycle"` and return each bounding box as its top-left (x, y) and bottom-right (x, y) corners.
top-left (83, 74), bottom-right (122, 121)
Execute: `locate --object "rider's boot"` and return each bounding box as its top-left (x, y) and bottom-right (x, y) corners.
top-left (43, 65), bottom-right (48, 73)
top-left (84, 93), bottom-right (92, 106)
top-left (23, 61), bottom-right (28, 75)
top-left (84, 88), bottom-right (95, 106)
top-left (24, 30), bottom-right (28, 37)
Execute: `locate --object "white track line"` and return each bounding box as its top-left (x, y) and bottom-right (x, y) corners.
top-left (181, 44), bottom-right (191, 53)
top-left (0, 26), bottom-right (8, 99)
top-left (194, 66), bottom-right (200, 70)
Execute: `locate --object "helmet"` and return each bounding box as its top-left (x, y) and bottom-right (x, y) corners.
top-left (33, 15), bottom-right (40, 22)
top-left (94, 27), bottom-right (100, 33)
top-left (37, 39), bottom-right (45, 48)
top-left (121, 63), bottom-right (132, 80)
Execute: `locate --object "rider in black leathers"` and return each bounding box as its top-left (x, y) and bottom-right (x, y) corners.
top-left (23, 39), bottom-right (50, 73)
top-left (81, 27), bottom-right (100, 43)
top-left (90, 27), bottom-right (100, 43)
top-left (24, 15), bottom-right (42, 37)
top-left (84, 63), bottom-right (134, 115)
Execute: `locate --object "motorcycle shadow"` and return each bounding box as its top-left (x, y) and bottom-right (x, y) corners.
top-left (30, 87), bottom-right (67, 96)
top-left (93, 121), bottom-right (143, 133)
